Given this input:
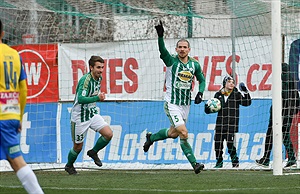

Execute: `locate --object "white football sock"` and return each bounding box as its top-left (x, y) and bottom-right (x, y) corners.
top-left (16, 165), bottom-right (44, 194)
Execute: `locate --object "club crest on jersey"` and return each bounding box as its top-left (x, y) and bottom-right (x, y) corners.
top-left (178, 71), bottom-right (193, 82)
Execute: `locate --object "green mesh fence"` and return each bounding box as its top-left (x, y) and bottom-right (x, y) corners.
top-left (0, 0), bottom-right (299, 44)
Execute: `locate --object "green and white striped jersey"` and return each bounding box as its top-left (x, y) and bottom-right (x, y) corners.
top-left (158, 37), bottom-right (206, 105)
top-left (71, 73), bottom-right (101, 123)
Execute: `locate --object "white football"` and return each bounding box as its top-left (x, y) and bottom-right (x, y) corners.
top-left (206, 98), bottom-right (221, 113)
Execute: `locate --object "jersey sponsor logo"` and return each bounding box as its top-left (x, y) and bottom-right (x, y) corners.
top-left (19, 49), bottom-right (50, 99)
top-left (175, 81), bottom-right (191, 89)
top-left (0, 92), bottom-right (19, 99)
top-left (1, 104), bottom-right (20, 114)
top-left (178, 71), bottom-right (193, 82)
top-left (0, 92), bottom-right (20, 114)
top-left (9, 145), bottom-right (21, 154)
top-left (0, 92), bottom-right (19, 104)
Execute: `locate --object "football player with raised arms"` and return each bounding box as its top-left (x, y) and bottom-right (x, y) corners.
top-left (143, 20), bottom-right (206, 174)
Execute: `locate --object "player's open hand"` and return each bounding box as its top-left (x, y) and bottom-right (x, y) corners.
top-left (155, 20), bottom-right (164, 37)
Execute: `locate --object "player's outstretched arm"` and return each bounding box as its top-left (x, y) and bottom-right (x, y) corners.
top-left (155, 20), bottom-right (173, 67)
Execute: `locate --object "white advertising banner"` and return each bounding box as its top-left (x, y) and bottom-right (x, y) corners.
top-left (58, 36), bottom-right (275, 101)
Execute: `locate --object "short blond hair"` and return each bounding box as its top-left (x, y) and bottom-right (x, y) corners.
top-left (176, 39), bottom-right (190, 48)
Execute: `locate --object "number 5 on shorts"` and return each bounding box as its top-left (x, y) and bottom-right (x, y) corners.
top-left (173, 115), bottom-right (179, 122)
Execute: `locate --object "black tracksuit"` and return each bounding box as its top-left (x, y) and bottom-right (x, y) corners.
top-left (213, 87), bottom-right (252, 165)
top-left (262, 64), bottom-right (300, 163)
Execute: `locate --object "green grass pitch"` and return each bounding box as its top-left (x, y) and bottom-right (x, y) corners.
top-left (0, 169), bottom-right (299, 194)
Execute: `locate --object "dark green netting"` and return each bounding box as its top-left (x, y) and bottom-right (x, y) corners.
top-left (0, 0), bottom-right (299, 44)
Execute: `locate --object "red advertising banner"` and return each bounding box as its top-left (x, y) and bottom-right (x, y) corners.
top-left (12, 44), bottom-right (58, 103)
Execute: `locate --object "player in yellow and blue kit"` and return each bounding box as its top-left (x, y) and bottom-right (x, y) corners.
top-left (0, 19), bottom-right (43, 194)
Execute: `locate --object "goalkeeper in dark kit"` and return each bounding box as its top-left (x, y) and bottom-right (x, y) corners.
top-left (205, 75), bottom-right (252, 168)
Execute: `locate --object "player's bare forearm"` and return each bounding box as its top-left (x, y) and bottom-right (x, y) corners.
top-left (19, 80), bottom-right (27, 121)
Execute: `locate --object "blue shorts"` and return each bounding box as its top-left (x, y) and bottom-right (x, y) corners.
top-left (0, 120), bottom-right (22, 160)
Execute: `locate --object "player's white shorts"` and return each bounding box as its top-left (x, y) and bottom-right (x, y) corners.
top-left (164, 101), bottom-right (190, 128)
top-left (71, 114), bottom-right (108, 143)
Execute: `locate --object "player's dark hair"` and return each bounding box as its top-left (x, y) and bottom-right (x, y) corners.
top-left (88, 55), bottom-right (104, 68)
top-left (176, 38), bottom-right (190, 48)
top-left (0, 19), bottom-right (3, 33)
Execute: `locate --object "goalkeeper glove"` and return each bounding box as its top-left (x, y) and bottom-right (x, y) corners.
top-left (195, 92), bottom-right (203, 104)
top-left (204, 103), bottom-right (210, 114)
top-left (239, 82), bottom-right (248, 93)
top-left (155, 20), bottom-right (164, 37)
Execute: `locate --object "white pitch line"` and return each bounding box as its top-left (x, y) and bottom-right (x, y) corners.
top-left (1, 185), bottom-right (300, 193)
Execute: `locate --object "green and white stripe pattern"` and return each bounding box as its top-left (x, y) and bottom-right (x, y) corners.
top-left (165, 58), bottom-right (198, 105)
top-left (71, 73), bottom-right (101, 122)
